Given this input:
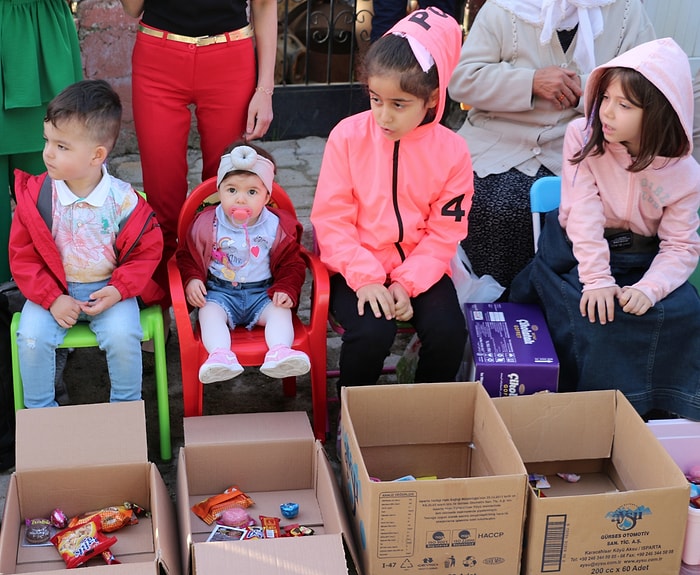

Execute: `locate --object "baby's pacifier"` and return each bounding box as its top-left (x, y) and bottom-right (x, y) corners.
top-left (230, 207), bottom-right (252, 224)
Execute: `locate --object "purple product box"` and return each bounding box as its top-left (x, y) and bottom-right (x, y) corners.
top-left (465, 302), bottom-right (559, 397)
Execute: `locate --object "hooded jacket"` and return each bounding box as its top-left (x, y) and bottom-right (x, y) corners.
top-left (559, 38), bottom-right (700, 305)
top-left (10, 170), bottom-right (165, 309)
top-left (310, 8), bottom-right (473, 298)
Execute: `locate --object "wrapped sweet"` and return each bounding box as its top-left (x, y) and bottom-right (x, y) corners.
top-left (51, 517), bottom-right (117, 569)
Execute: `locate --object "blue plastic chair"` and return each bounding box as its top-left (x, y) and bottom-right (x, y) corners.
top-left (530, 176), bottom-right (562, 252)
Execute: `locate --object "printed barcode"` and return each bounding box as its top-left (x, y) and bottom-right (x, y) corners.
top-left (541, 514), bottom-right (566, 572)
top-left (486, 311), bottom-right (505, 322)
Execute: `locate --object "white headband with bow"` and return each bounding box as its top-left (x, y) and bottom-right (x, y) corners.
top-left (217, 145), bottom-right (275, 192)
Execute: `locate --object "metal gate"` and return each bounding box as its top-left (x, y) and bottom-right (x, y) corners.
top-left (269, 0), bottom-right (373, 139)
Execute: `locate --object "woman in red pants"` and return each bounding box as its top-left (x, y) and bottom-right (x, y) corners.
top-left (119, 0), bottom-right (277, 336)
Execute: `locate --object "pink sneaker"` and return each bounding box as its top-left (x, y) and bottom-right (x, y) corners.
top-left (199, 349), bottom-right (244, 384)
top-left (260, 345), bottom-right (311, 379)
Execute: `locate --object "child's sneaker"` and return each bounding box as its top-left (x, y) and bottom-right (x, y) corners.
top-left (260, 345), bottom-right (311, 378)
top-left (199, 349), bottom-right (244, 384)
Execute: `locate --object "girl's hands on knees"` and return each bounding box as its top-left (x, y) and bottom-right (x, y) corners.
top-left (272, 291), bottom-right (293, 309)
top-left (50, 295), bottom-right (82, 328)
top-left (185, 279), bottom-right (207, 308)
top-left (580, 286), bottom-right (621, 324)
top-left (356, 284), bottom-right (395, 320)
top-left (388, 282), bottom-right (413, 322)
top-left (618, 287), bottom-right (652, 316)
top-left (80, 286), bottom-right (122, 316)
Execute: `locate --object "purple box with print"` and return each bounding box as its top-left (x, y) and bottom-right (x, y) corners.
top-left (465, 302), bottom-right (559, 397)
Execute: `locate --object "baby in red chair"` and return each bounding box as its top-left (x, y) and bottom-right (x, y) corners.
top-left (176, 143), bottom-right (310, 384)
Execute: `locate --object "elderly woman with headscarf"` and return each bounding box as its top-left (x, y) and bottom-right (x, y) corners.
top-left (448, 0), bottom-right (655, 291)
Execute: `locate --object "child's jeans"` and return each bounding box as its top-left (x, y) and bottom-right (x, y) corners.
top-left (17, 280), bottom-right (143, 408)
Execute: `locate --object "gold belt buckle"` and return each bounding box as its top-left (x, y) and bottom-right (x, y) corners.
top-left (195, 35), bottom-right (224, 47)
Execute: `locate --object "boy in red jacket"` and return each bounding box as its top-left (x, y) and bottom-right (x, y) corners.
top-left (10, 79), bottom-right (163, 408)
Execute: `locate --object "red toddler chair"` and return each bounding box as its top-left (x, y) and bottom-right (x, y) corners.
top-left (168, 177), bottom-right (330, 440)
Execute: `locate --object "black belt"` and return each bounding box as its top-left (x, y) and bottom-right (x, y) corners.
top-left (604, 228), bottom-right (659, 253)
top-left (208, 275), bottom-right (272, 290)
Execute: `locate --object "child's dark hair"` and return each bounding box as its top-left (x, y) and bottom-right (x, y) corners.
top-left (361, 34), bottom-right (439, 103)
top-left (571, 67), bottom-right (689, 172)
top-left (45, 79), bottom-right (122, 152)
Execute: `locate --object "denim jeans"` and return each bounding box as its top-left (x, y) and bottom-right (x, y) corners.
top-left (17, 280), bottom-right (143, 408)
top-left (205, 276), bottom-right (272, 330)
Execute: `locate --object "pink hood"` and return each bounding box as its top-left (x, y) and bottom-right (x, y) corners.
top-left (386, 7), bottom-right (462, 127)
top-left (560, 37), bottom-right (700, 305)
top-left (584, 37), bottom-right (695, 156)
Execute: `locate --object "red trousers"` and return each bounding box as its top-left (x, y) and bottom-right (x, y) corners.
top-left (131, 28), bottom-right (256, 305)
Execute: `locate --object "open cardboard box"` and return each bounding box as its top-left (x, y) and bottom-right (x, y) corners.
top-left (647, 418), bottom-right (700, 566)
top-left (176, 411), bottom-right (357, 575)
top-left (0, 401), bottom-right (180, 574)
top-left (339, 381), bottom-right (529, 575)
top-left (494, 390), bottom-right (690, 575)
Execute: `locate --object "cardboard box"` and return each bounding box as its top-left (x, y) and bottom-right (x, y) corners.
top-left (464, 302), bottom-right (559, 397)
top-left (647, 418), bottom-right (700, 565)
top-left (0, 401), bottom-right (180, 574)
top-left (177, 411), bottom-right (357, 575)
top-left (494, 391), bottom-right (690, 575)
top-left (339, 381), bottom-right (529, 575)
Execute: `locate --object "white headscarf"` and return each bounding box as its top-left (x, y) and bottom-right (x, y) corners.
top-left (490, 0), bottom-right (615, 73)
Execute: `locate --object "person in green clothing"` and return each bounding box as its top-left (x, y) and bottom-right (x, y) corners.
top-left (0, 0), bottom-right (82, 283)
top-left (0, 0), bottom-right (81, 471)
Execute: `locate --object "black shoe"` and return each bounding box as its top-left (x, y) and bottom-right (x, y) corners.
top-left (643, 409), bottom-right (678, 421)
top-left (0, 445), bottom-right (15, 473)
top-left (55, 348), bottom-right (70, 406)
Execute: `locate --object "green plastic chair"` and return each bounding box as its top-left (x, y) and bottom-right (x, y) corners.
top-left (691, 208), bottom-right (700, 292)
top-left (691, 265), bottom-right (700, 291)
top-left (10, 304), bottom-right (172, 460)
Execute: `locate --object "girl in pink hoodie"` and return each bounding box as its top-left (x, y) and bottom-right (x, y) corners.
top-left (311, 8), bottom-right (473, 391)
top-left (511, 38), bottom-right (700, 420)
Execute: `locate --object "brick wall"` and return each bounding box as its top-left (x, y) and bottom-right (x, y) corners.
top-left (74, 0), bottom-right (140, 155)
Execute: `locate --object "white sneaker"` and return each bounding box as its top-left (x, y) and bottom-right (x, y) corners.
top-left (199, 349), bottom-right (244, 384)
top-left (260, 345), bottom-right (311, 378)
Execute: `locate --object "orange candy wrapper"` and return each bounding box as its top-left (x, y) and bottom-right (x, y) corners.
top-left (191, 486), bottom-right (254, 525)
top-left (68, 502), bottom-right (146, 533)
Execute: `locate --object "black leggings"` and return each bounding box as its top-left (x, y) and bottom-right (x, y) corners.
top-left (330, 274), bottom-right (467, 393)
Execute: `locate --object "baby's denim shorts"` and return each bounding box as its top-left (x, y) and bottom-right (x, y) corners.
top-left (205, 275), bottom-right (272, 329)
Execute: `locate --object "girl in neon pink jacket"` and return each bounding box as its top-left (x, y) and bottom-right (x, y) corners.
top-left (311, 8), bottom-right (474, 390)
top-left (511, 38), bottom-right (700, 420)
